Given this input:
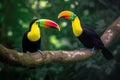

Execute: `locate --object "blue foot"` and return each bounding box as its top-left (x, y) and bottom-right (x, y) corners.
top-left (26, 51), bottom-right (31, 54)
top-left (91, 47), bottom-right (95, 54)
top-left (37, 50), bottom-right (42, 54)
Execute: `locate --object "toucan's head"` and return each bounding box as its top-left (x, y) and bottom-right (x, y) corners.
top-left (58, 10), bottom-right (76, 21)
top-left (27, 19), bottom-right (60, 42)
top-left (58, 10), bottom-right (83, 37)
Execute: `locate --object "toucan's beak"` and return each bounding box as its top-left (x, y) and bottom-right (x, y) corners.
top-left (58, 10), bottom-right (76, 21)
top-left (37, 19), bottom-right (60, 31)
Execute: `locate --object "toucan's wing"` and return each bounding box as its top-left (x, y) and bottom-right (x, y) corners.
top-left (22, 31), bottom-right (28, 52)
top-left (83, 26), bottom-right (104, 49)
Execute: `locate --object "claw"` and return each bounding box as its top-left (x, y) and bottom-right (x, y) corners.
top-left (26, 51), bottom-right (31, 54)
top-left (91, 47), bottom-right (95, 54)
top-left (25, 50), bottom-right (42, 54)
top-left (37, 50), bottom-right (42, 54)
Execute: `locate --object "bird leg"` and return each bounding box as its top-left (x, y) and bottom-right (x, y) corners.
top-left (91, 47), bottom-right (95, 54)
top-left (37, 50), bottom-right (42, 54)
top-left (25, 50), bottom-right (42, 54)
top-left (26, 51), bottom-right (31, 54)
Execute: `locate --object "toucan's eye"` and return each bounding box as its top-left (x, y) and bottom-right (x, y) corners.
top-left (35, 21), bottom-right (39, 26)
top-left (35, 20), bottom-right (38, 24)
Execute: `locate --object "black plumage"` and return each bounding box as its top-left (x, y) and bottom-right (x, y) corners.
top-left (22, 19), bottom-right (41, 53)
top-left (58, 10), bottom-right (113, 60)
top-left (78, 26), bottom-right (113, 60)
top-left (22, 32), bottom-right (41, 53)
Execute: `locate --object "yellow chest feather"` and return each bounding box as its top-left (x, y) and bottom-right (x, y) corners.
top-left (27, 23), bottom-right (40, 42)
top-left (72, 16), bottom-right (83, 37)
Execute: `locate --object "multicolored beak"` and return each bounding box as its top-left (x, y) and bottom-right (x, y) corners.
top-left (58, 10), bottom-right (76, 21)
top-left (36, 19), bottom-right (60, 31)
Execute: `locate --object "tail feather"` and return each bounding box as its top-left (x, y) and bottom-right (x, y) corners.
top-left (101, 47), bottom-right (113, 60)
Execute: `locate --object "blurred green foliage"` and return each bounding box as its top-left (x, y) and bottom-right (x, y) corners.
top-left (0, 0), bottom-right (120, 80)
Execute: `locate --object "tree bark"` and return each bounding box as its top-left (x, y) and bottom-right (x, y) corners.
top-left (0, 17), bottom-right (120, 68)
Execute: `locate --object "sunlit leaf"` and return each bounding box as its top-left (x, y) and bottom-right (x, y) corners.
top-left (70, 4), bottom-right (75, 9)
top-left (83, 9), bottom-right (89, 16)
top-left (64, 0), bottom-right (69, 2)
top-left (7, 30), bottom-right (13, 37)
top-left (39, 1), bottom-right (48, 8)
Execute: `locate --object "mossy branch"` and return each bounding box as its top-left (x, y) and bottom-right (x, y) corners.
top-left (0, 17), bottom-right (120, 68)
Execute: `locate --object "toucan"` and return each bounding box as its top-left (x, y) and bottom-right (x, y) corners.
top-left (22, 19), bottom-right (60, 53)
top-left (58, 10), bottom-right (113, 60)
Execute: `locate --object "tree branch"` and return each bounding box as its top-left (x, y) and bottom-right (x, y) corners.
top-left (0, 17), bottom-right (120, 68)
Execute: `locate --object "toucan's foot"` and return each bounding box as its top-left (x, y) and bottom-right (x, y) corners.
top-left (37, 50), bottom-right (42, 54)
top-left (91, 47), bottom-right (95, 54)
top-left (26, 51), bottom-right (31, 54)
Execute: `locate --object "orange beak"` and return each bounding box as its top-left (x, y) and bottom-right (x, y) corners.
top-left (58, 10), bottom-right (76, 21)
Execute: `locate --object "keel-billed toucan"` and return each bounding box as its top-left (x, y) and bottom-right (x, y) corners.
top-left (22, 19), bottom-right (60, 53)
top-left (58, 10), bottom-right (113, 60)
